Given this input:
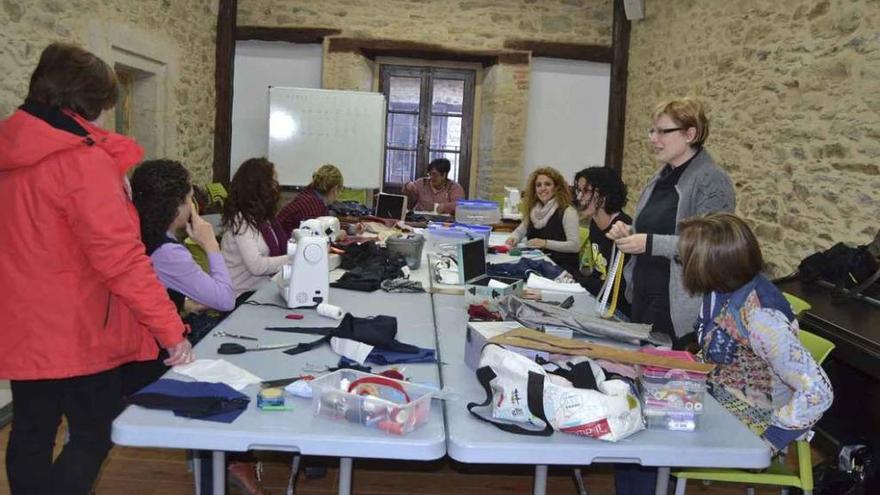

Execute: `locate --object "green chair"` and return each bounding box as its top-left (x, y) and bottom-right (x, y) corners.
top-left (337, 188), bottom-right (368, 204)
top-left (672, 329), bottom-right (834, 495)
top-left (783, 292), bottom-right (812, 317)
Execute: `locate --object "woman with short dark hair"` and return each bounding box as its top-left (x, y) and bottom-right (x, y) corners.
top-left (403, 158), bottom-right (466, 213)
top-left (574, 166), bottom-right (631, 316)
top-left (679, 213), bottom-right (833, 454)
top-left (0, 43), bottom-right (192, 495)
top-left (221, 157), bottom-right (289, 304)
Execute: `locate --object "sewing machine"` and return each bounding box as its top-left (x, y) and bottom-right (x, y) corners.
top-left (280, 229), bottom-right (330, 308)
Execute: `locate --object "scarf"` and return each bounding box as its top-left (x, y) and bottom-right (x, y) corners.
top-left (259, 219), bottom-right (289, 256)
top-left (529, 198), bottom-right (558, 230)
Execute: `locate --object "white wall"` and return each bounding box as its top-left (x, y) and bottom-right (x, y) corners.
top-left (523, 58), bottom-right (611, 186)
top-left (231, 41), bottom-right (323, 177)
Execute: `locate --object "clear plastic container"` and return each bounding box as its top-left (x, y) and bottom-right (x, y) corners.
top-left (311, 369), bottom-right (435, 435)
top-left (425, 222), bottom-right (492, 253)
top-left (455, 200), bottom-right (501, 225)
top-left (644, 409), bottom-right (699, 431)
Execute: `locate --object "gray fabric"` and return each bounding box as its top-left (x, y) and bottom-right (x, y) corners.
top-left (623, 149), bottom-right (736, 338)
top-left (497, 295), bottom-right (667, 346)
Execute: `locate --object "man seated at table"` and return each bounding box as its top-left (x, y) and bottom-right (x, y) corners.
top-left (403, 158), bottom-right (465, 214)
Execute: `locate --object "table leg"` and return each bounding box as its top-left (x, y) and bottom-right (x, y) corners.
top-left (655, 466), bottom-right (670, 495)
top-left (338, 457), bottom-right (353, 495)
top-left (533, 464), bottom-right (548, 495)
top-left (213, 451), bottom-right (226, 495)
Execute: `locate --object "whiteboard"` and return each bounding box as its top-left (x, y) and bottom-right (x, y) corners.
top-left (267, 87), bottom-right (386, 189)
top-left (524, 58), bottom-right (610, 184)
top-left (231, 41), bottom-right (322, 178)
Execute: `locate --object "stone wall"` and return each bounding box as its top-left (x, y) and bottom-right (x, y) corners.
top-left (238, 0), bottom-right (613, 198)
top-left (0, 0), bottom-right (218, 183)
top-left (625, 0), bottom-right (880, 276)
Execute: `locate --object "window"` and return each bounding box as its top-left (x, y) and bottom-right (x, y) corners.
top-left (379, 65), bottom-right (475, 193)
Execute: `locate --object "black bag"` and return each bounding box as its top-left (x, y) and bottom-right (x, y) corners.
top-left (799, 231), bottom-right (880, 303)
top-left (814, 444), bottom-right (877, 495)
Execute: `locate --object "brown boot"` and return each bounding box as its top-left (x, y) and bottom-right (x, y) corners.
top-left (227, 461), bottom-right (272, 495)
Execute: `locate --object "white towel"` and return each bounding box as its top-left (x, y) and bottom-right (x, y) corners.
top-left (173, 359), bottom-right (262, 391)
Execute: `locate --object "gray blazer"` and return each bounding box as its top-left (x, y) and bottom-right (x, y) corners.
top-left (623, 149), bottom-right (736, 339)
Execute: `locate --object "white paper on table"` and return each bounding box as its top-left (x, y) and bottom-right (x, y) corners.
top-left (172, 359), bottom-right (262, 391)
top-left (526, 273), bottom-right (587, 293)
top-left (330, 337), bottom-right (374, 365)
top-left (487, 278), bottom-right (509, 289)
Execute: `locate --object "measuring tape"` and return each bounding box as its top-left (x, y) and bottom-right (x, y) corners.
top-left (596, 244), bottom-right (625, 319)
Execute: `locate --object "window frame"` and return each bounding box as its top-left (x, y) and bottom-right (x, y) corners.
top-left (379, 64), bottom-right (475, 195)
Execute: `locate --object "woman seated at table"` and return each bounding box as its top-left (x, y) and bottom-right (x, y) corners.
top-left (574, 166), bottom-right (632, 316)
top-left (130, 159), bottom-right (235, 339)
top-left (277, 163), bottom-right (346, 235)
top-left (221, 157), bottom-right (289, 305)
top-left (679, 213), bottom-right (833, 454)
top-left (403, 158), bottom-right (465, 214)
top-left (505, 166), bottom-right (580, 276)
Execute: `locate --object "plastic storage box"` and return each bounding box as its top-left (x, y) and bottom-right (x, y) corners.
top-left (311, 369), bottom-right (435, 435)
top-left (425, 222), bottom-right (492, 253)
top-left (455, 200), bottom-right (501, 225)
top-left (638, 349), bottom-right (708, 431)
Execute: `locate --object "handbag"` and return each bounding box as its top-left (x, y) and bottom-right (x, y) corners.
top-left (466, 344), bottom-right (644, 442)
top-left (798, 231), bottom-right (880, 304)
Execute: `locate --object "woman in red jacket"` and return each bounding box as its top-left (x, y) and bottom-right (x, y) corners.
top-left (0, 43), bottom-right (193, 495)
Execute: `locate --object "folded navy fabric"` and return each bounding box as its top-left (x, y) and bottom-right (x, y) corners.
top-left (127, 379), bottom-right (250, 423)
top-left (487, 258), bottom-right (563, 280)
top-left (339, 346), bottom-right (436, 366)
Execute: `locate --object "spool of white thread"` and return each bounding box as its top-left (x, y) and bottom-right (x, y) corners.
top-left (317, 302), bottom-right (344, 320)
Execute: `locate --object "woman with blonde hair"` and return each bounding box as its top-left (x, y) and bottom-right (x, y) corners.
top-left (277, 163), bottom-right (344, 235)
top-left (505, 166), bottom-right (580, 275)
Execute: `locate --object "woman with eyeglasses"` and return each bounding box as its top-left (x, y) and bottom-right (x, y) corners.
top-left (607, 97), bottom-right (735, 494)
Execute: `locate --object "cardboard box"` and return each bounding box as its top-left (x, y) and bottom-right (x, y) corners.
top-left (458, 239), bottom-right (523, 312)
top-left (465, 321), bottom-right (550, 369)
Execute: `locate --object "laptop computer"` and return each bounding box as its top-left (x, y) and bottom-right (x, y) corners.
top-left (375, 193), bottom-right (408, 221)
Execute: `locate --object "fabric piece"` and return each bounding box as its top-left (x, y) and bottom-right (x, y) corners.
top-left (338, 346), bottom-right (436, 366)
top-left (487, 258), bottom-right (564, 280)
top-left (128, 379), bottom-right (250, 423)
top-left (468, 304), bottom-right (502, 321)
top-left (525, 273), bottom-right (587, 293)
top-left (331, 242), bottom-right (406, 292)
top-left (330, 337), bottom-right (374, 365)
top-left (496, 295), bottom-right (659, 345)
top-left (172, 359), bottom-right (262, 391)
top-left (380, 278), bottom-right (424, 293)
top-left (278, 313), bottom-right (421, 356)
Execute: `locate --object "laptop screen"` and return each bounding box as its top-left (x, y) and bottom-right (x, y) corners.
top-left (375, 193), bottom-right (407, 220)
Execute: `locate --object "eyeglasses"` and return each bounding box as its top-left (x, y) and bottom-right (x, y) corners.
top-left (647, 127), bottom-right (684, 138)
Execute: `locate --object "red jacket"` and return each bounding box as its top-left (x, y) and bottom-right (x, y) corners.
top-left (0, 105), bottom-right (185, 380)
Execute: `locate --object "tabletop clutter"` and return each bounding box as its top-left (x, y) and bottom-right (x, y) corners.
top-left (125, 215), bottom-right (716, 443)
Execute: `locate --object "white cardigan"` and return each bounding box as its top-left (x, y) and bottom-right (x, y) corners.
top-left (220, 217), bottom-right (289, 296)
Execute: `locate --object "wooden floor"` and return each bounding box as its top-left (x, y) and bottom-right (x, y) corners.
top-left (0, 421), bottom-right (791, 495)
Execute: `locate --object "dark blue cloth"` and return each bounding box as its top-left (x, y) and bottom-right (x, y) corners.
top-left (486, 258), bottom-right (563, 280)
top-left (339, 346), bottom-right (436, 366)
top-left (128, 379), bottom-right (250, 423)
top-left (763, 425), bottom-right (808, 450)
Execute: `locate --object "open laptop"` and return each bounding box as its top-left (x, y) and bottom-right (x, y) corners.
top-left (375, 192), bottom-right (408, 221)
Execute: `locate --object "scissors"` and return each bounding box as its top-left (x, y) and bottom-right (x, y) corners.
top-left (213, 331), bottom-right (258, 341)
top-left (217, 342), bottom-right (300, 354)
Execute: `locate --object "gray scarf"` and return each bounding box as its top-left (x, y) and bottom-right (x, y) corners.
top-left (529, 198), bottom-right (558, 230)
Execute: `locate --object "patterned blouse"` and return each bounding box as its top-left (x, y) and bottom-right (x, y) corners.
top-left (697, 274), bottom-right (833, 442)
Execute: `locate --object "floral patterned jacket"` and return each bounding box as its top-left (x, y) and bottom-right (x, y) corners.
top-left (696, 274), bottom-right (833, 446)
